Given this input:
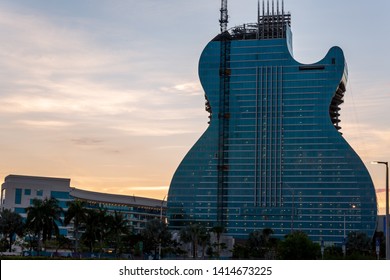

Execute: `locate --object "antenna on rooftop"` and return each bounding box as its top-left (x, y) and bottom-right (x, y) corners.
top-left (220, 0), bottom-right (228, 33)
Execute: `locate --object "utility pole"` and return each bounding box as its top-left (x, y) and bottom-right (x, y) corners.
top-left (158, 195), bottom-right (166, 260)
top-left (372, 161), bottom-right (389, 260)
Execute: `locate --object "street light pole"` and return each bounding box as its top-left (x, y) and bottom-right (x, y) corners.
top-left (342, 204), bottom-right (356, 258)
top-left (158, 195), bottom-right (167, 260)
top-left (160, 195), bottom-right (166, 221)
top-left (371, 161), bottom-right (389, 260)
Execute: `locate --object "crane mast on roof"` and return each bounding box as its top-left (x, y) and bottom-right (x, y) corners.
top-left (220, 0), bottom-right (228, 33)
top-left (217, 0), bottom-right (230, 227)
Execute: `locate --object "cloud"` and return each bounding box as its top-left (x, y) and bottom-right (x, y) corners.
top-left (342, 122), bottom-right (390, 160)
top-left (124, 186), bottom-right (169, 192)
top-left (161, 82), bottom-right (203, 96)
top-left (71, 137), bottom-right (105, 146)
top-left (15, 120), bottom-right (72, 129)
top-left (110, 123), bottom-right (198, 137)
top-left (0, 5), bottom-right (208, 140)
top-left (0, 6), bottom-right (157, 119)
top-left (0, 87), bottom-right (140, 116)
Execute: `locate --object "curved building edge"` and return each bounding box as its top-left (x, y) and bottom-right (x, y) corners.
top-left (167, 8), bottom-right (378, 245)
top-left (1, 174), bottom-right (166, 238)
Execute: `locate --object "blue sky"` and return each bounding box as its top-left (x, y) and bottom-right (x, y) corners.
top-left (0, 0), bottom-right (389, 213)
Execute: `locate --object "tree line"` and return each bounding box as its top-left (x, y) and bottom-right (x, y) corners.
top-left (0, 198), bottom-right (134, 257)
top-left (0, 198), bottom-right (386, 259)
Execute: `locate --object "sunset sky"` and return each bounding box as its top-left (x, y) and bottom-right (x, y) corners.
top-left (0, 0), bottom-right (389, 214)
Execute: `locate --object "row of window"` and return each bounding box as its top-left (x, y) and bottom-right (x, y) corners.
top-left (14, 188), bottom-right (45, 205)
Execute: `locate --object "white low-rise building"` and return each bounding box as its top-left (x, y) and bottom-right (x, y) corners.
top-left (1, 174), bottom-right (166, 238)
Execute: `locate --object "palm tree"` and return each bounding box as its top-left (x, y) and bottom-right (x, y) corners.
top-left (0, 209), bottom-right (24, 252)
top-left (247, 228), bottom-right (275, 259)
top-left (142, 219), bottom-right (171, 259)
top-left (81, 208), bottom-right (111, 257)
top-left (64, 200), bottom-right (88, 253)
top-left (231, 228), bottom-right (278, 259)
top-left (95, 208), bottom-right (111, 255)
top-left (180, 223), bottom-right (206, 259)
top-left (247, 230), bottom-right (263, 257)
top-left (25, 198), bottom-right (63, 253)
top-left (25, 199), bottom-right (44, 251)
top-left (262, 228), bottom-right (277, 259)
top-left (41, 198), bottom-right (63, 242)
top-left (81, 209), bottom-right (100, 253)
top-left (107, 211), bottom-right (130, 256)
top-left (198, 226), bottom-right (210, 259)
top-left (210, 225), bottom-right (225, 257)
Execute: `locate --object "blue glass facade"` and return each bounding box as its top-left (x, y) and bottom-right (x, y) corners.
top-left (167, 8), bottom-right (377, 244)
top-left (15, 188), bottom-right (22, 205)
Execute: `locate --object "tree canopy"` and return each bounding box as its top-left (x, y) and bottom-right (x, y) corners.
top-left (0, 209), bottom-right (24, 252)
top-left (277, 231), bottom-right (321, 260)
top-left (25, 198), bottom-right (63, 252)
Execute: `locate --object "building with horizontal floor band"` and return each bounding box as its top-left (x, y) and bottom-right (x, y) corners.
top-left (167, 0), bottom-right (377, 245)
top-left (1, 174), bottom-right (166, 239)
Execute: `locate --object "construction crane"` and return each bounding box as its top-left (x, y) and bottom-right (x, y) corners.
top-left (220, 0), bottom-right (228, 33)
top-left (217, 0), bottom-right (230, 226)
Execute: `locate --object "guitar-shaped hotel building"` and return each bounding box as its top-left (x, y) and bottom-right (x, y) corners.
top-left (167, 0), bottom-right (377, 244)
